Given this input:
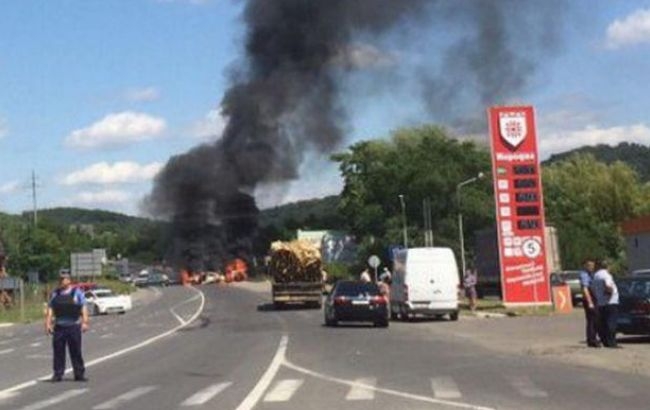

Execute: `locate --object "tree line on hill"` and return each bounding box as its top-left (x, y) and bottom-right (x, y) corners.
top-left (1, 128), bottom-right (648, 280)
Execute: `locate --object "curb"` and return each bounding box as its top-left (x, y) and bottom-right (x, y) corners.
top-left (473, 311), bottom-right (508, 319)
top-left (0, 323), bottom-right (14, 328)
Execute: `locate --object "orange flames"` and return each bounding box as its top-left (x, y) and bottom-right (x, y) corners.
top-left (225, 258), bottom-right (248, 282)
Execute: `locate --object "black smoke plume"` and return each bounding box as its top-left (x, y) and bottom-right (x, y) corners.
top-left (145, 0), bottom-right (430, 270)
top-left (145, 0), bottom-right (566, 270)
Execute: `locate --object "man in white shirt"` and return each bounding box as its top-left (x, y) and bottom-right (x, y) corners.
top-left (590, 260), bottom-right (620, 348)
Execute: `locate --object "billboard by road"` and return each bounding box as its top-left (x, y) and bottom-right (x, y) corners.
top-left (487, 105), bottom-right (551, 306)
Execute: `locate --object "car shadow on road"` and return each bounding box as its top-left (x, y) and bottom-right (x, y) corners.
top-left (256, 303), bottom-right (320, 312)
top-left (320, 323), bottom-right (384, 329)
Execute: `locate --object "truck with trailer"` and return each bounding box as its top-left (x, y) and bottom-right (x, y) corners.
top-left (268, 240), bottom-right (324, 309)
top-left (474, 225), bottom-right (561, 298)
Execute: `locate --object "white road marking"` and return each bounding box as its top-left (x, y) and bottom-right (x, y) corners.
top-left (99, 333), bottom-right (115, 339)
top-left (30, 342), bottom-right (42, 348)
top-left (345, 377), bottom-right (376, 400)
top-left (181, 382), bottom-right (232, 406)
top-left (170, 309), bottom-right (187, 326)
top-left (0, 287), bottom-right (205, 400)
top-left (432, 377), bottom-right (462, 399)
top-left (0, 391), bottom-right (19, 401)
top-left (18, 388), bottom-right (87, 410)
top-left (283, 359), bottom-right (495, 410)
top-left (0, 337), bottom-right (18, 345)
top-left (507, 376), bottom-right (548, 398)
top-left (0, 348), bottom-right (14, 355)
top-left (235, 335), bottom-right (288, 410)
top-left (263, 379), bottom-right (303, 402)
top-left (93, 386), bottom-right (158, 409)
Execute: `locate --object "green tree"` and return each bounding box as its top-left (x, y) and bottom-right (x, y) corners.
top-left (332, 125), bottom-right (494, 264)
top-left (543, 153), bottom-right (650, 271)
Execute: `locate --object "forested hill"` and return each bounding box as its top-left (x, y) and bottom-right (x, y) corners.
top-left (543, 142), bottom-right (650, 181)
top-left (33, 208), bottom-right (149, 227)
top-left (259, 195), bottom-right (345, 230)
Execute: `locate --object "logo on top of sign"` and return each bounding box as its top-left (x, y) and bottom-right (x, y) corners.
top-left (499, 111), bottom-right (528, 150)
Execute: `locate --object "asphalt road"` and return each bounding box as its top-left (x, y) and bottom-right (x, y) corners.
top-left (1, 284), bottom-right (650, 410)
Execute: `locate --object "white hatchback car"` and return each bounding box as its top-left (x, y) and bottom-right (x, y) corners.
top-left (85, 288), bottom-right (133, 315)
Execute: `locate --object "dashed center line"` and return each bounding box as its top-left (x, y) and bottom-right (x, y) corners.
top-left (93, 386), bottom-right (158, 409)
top-left (181, 382), bottom-right (232, 406)
top-left (18, 388), bottom-right (87, 410)
top-left (264, 379), bottom-right (303, 402)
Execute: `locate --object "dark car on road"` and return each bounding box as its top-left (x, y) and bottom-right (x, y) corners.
top-left (616, 276), bottom-right (650, 335)
top-left (137, 272), bottom-right (170, 287)
top-left (324, 281), bottom-right (388, 327)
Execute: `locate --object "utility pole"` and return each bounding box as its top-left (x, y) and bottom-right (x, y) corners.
top-left (31, 170), bottom-right (38, 228)
top-left (398, 194), bottom-right (408, 249)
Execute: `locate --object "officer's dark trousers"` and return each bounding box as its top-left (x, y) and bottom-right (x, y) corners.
top-left (597, 305), bottom-right (619, 348)
top-left (52, 324), bottom-right (85, 378)
top-left (583, 304), bottom-right (600, 345)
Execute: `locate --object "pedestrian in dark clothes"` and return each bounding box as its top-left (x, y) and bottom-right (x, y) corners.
top-left (44, 272), bottom-right (90, 382)
top-left (579, 258), bottom-right (600, 347)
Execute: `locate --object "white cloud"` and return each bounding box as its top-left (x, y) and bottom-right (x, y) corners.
top-left (73, 190), bottom-right (130, 205)
top-left (192, 109), bottom-right (228, 141)
top-left (0, 180), bottom-right (19, 194)
top-left (124, 87), bottom-right (161, 102)
top-left (0, 117), bottom-right (8, 139)
top-left (605, 8), bottom-right (650, 49)
top-left (62, 161), bottom-right (163, 186)
top-left (540, 123), bottom-right (650, 158)
top-left (332, 43), bottom-right (396, 69)
top-left (65, 111), bottom-right (167, 149)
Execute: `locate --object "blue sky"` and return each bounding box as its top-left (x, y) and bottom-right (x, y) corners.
top-left (1, 0), bottom-right (650, 216)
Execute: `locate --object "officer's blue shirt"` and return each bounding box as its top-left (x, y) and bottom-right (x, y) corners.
top-left (579, 270), bottom-right (592, 288)
top-left (49, 286), bottom-right (86, 326)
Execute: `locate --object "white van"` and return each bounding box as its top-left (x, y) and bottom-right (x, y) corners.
top-left (390, 247), bottom-right (460, 321)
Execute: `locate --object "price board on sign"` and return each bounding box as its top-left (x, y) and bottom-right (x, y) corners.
top-left (487, 105), bottom-right (551, 306)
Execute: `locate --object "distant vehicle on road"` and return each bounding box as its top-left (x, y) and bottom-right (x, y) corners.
top-left (269, 240), bottom-right (323, 309)
top-left (118, 273), bottom-right (133, 283)
top-left (133, 269), bottom-right (150, 287)
top-left (324, 281), bottom-right (388, 327)
top-left (390, 247), bottom-right (459, 321)
top-left (617, 276), bottom-right (650, 335)
top-left (85, 288), bottom-right (132, 315)
top-left (143, 272), bottom-right (170, 287)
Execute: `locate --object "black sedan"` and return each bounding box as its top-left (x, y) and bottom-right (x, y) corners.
top-left (616, 276), bottom-right (650, 335)
top-left (324, 281), bottom-right (389, 327)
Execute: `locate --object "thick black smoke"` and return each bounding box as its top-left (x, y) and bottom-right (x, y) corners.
top-left (146, 0), bottom-right (566, 270)
top-left (146, 0), bottom-right (430, 270)
top-left (423, 1), bottom-right (567, 133)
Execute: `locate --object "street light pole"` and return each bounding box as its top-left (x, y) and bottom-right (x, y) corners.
top-left (457, 172), bottom-right (484, 277)
top-left (398, 194), bottom-right (408, 249)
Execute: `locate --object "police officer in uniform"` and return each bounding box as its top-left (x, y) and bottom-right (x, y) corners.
top-left (44, 272), bottom-right (89, 382)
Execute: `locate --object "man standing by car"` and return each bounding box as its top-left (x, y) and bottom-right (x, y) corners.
top-left (591, 260), bottom-right (620, 348)
top-left (579, 258), bottom-right (600, 347)
top-left (45, 272), bottom-right (89, 382)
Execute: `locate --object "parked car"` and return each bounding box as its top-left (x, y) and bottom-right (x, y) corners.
top-left (85, 288), bottom-right (132, 315)
top-left (631, 269), bottom-right (650, 277)
top-left (324, 281), bottom-right (388, 327)
top-left (617, 276), bottom-right (650, 335)
top-left (552, 270), bottom-right (582, 305)
top-left (390, 247), bottom-right (459, 321)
